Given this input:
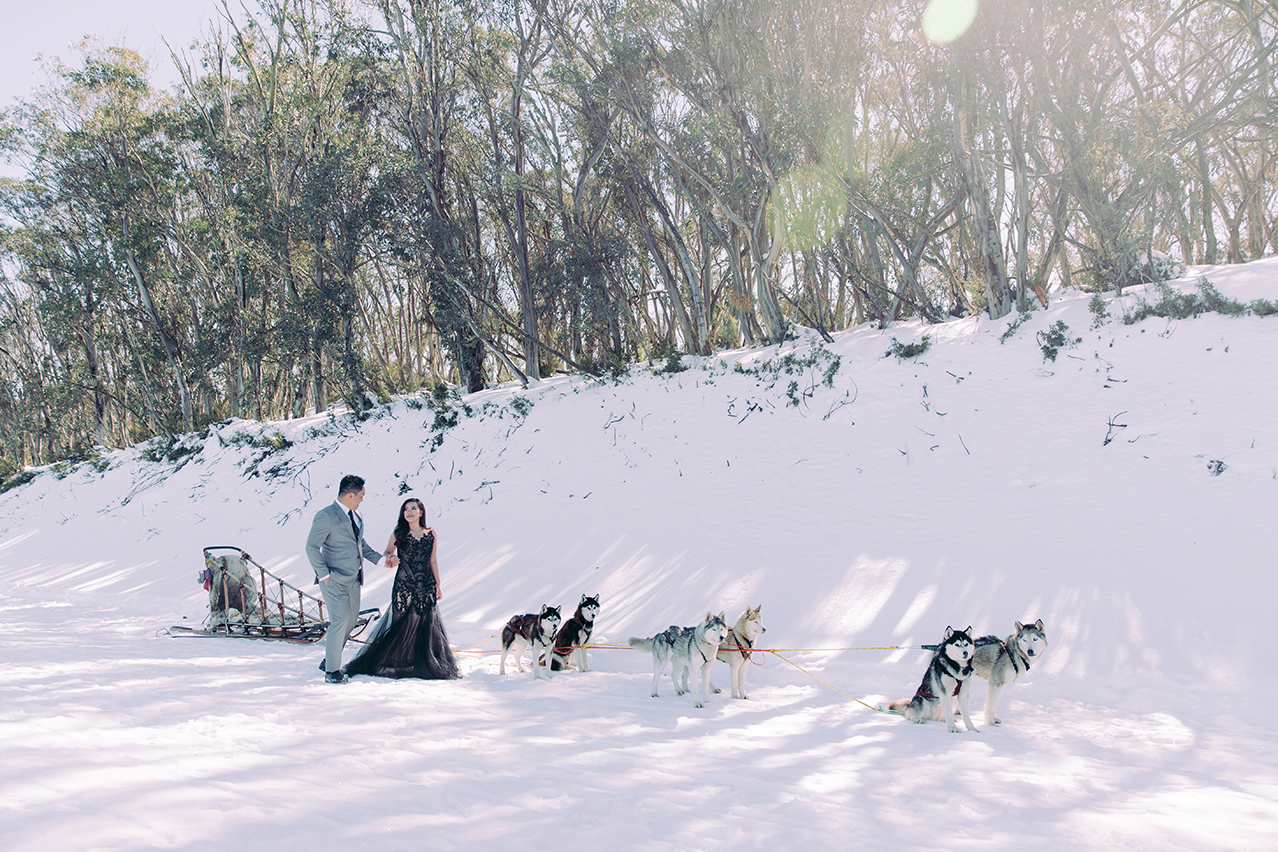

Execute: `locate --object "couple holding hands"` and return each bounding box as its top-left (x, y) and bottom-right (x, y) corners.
top-left (305, 474), bottom-right (462, 684)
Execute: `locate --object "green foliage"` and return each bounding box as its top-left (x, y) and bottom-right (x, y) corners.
top-left (142, 435), bottom-right (202, 464)
top-left (654, 350), bottom-right (687, 375)
top-left (1123, 279), bottom-right (1249, 324)
top-left (0, 470), bottom-right (36, 494)
top-left (1037, 321), bottom-right (1081, 362)
top-left (431, 408), bottom-right (461, 432)
top-left (884, 336), bottom-right (931, 360)
top-left (508, 396), bottom-right (534, 419)
top-left (1250, 299), bottom-right (1278, 317)
top-left (735, 345), bottom-right (842, 387)
top-left (785, 380), bottom-right (803, 407)
top-left (49, 447), bottom-right (111, 479)
top-left (577, 352), bottom-right (630, 381)
top-left (228, 430), bottom-right (293, 453)
top-left (999, 313), bottom-right (1031, 344)
top-left (1088, 293), bottom-right (1112, 329)
top-left (419, 381), bottom-right (480, 451)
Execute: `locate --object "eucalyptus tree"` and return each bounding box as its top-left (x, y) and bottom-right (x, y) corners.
top-left (195, 0), bottom-right (349, 416)
top-left (1165, 0), bottom-right (1277, 264)
top-left (375, 0), bottom-right (495, 392)
top-left (522, 1), bottom-right (633, 369)
top-left (460, 0), bottom-right (555, 381)
top-left (2, 43), bottom-right (197, 437)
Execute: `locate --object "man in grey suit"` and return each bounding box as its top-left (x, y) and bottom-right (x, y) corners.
top-left (306, 474), bottom-right (385, 683)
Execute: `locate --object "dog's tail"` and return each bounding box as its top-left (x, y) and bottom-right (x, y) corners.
top-left (628, 636), bottom-right (654, 651)
top-left (886, 699), bottom-right (911, 715)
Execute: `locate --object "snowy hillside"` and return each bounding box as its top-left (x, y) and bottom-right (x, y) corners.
top-left (2, 261), bottom-right (1276, 851)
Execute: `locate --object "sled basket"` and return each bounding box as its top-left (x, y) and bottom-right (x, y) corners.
top-left (169, 545), bottom-right (378, 644)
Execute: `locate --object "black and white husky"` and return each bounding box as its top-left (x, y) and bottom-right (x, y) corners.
top-left (630, 612), bottom-right (730, 709)
top-left (963, 619), bottom-right (1048, 726)
top-left (711, 605), bottom-right (766, 700)
top-left (549, 594), bottom-right (600, 672)
top-left (888, 626), bottom-right (979, 733)
top-left (499, 605), bottom-right (562, 679)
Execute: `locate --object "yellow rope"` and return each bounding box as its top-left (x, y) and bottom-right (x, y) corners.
top-left (454, 633), bottom-right (497, 652)
top-left (763, 646), bottom-right (907, 653)
top-left (767, 649), bottom-right (883, 712)
top-left (453, 635), bottom-right (889, 710)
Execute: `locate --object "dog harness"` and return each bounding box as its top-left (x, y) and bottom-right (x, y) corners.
top-left (506, 613), bottom-right (542, 637)
top-left (725, 627), bottom-right (754, 660)
top-left (913, 645), bottom-right (973, 702)
top-left (992, 637), bottom-right (1032, 675)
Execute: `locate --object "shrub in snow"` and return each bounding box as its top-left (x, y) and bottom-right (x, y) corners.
top-left (1131, 249), bottom-right (1184, 285)
top-left (1037, 320), bottom-right (1081, 362)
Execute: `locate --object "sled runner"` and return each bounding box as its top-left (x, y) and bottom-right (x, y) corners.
top-left (167, 546), bottom-right (378, 644)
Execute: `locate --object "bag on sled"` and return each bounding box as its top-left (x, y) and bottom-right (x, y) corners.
top-left (170, 545), bottom-right (378, 644)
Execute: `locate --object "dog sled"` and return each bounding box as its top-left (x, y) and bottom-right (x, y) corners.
top-left (167, 546), bottom-right (379, 644)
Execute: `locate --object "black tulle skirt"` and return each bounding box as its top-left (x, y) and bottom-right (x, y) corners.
top-left (344, 601), bottom-right (462, 680)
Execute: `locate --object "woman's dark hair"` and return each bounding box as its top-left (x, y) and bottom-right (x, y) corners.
top-left (393, 498), bottom-right (428, 545)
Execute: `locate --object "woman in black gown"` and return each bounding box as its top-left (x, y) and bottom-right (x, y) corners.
top-left (345, 498), bottom-right (461, 680)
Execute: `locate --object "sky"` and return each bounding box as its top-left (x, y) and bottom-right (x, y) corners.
top-left (1, 259), bottom-right (1275, 850)
top-left (0, 0), bottom-right (216, 109)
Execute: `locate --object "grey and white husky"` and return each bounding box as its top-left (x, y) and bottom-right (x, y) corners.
top-left (499, 605), bottom-right (562, 679)
top-left (962, 619), bottom-right (1048, 726)
top-left (711, 605), bottom-right (766, 700)
top-left (549, 594), bottom-right (600, 672)
top-left (630, 612), bottom-right (729, 709)
top-left (888, 626), bottom-right (979, 733)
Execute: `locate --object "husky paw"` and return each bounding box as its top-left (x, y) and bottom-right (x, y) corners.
top-left (711, 686), bottom-right (721, 694)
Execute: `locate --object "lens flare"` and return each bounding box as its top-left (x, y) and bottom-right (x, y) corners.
top-left (922, 0), bottom-right (979, 45)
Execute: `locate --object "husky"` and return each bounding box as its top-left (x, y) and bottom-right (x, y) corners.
top-left (549, 594), bottom-right (600, 672)
top-left (710, 605), bottom-right (766, 700)
top-left (961, 619), bottom-right (1048, 726)
top-left (888, 626), bottom-right (979, 733)
top-left (629, 612), bottom-right (729, 709)
top-left (499, 605), bottom-right (563, 679)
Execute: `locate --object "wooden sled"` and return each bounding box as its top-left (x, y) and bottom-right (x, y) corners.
top-left (167, 545), bottom-right (378, 644)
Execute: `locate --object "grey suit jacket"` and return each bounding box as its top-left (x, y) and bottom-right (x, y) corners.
top-left (305, 502), bottom-right (382, 584)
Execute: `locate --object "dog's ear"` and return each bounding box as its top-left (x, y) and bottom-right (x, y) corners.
top-left (944, 626), bottom-right (954, 639)
top-left (964, 626), bottom-right (972, 636)
top-left (1034, 619), bottom-right (1044, 630)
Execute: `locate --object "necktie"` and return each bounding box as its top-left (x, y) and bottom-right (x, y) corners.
top-left (349, 510), bottom-right (360, 541)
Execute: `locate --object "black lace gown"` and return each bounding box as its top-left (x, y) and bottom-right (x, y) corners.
top-left (345, 530), bottom-right (462, 680)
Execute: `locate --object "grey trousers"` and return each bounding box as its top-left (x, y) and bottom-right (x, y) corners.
top-left (320, 577), bottom-right (362, 673)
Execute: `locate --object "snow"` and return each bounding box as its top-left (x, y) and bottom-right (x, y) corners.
top-left (2, 261), bottom-right (1277, 851)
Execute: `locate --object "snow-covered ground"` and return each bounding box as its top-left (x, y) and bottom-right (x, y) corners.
top-left (2, 261), bottom-right (1276, 851)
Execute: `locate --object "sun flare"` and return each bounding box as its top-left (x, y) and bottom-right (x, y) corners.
top-left (922, 0), bottom-right (979, 45)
